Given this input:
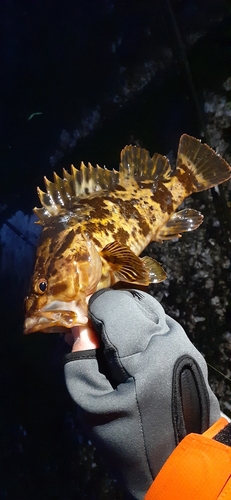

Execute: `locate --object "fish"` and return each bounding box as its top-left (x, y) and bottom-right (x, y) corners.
top-left (24, 134), bottom-right (231, 334)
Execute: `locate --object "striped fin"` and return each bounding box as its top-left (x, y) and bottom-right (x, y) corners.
top-left (101, 241), bottom-right (166, 285)
top-left (69, 163), bottom-right (119, 196)
top-left (34, 162), bottom-right (119, 219)
top-left (176, 134), bottom-right (231, 192)
top-left (119, 145), bottom-right (172, 185)
top-left (33, 135), bottom-right (231, 222)
top-left (101, 241), bottom-right (149, 284)
top-left (32, 142), bottom-right (184, 221)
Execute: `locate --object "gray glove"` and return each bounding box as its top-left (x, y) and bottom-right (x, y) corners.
top-left (64, 289), bottom-right (220, 500)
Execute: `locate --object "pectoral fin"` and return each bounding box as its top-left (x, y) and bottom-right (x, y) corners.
top-left (101, 241), bottom-right (166, 285)
top-left (159, 209), bottom-right (203, 240)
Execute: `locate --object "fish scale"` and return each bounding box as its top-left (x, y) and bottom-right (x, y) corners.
top-left (24, 134), bottom-right (231, 334)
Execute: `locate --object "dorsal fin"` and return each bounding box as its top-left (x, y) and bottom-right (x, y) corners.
top-left (34, 145), bottom-right (165, 222)
top-left (119, 145), bottom-right (172, 185)
top-left (34, 161), bottom-right (120, 221)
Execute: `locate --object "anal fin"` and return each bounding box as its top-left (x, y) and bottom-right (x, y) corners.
top-left (101, 241), bottom-right (166, 285)
top-left (159, 209), bottom-right (203, 240)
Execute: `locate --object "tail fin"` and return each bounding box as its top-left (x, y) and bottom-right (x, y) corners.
top-left (176, 134), bottom-right (231, 193)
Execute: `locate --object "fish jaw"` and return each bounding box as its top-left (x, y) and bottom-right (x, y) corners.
top-left (23, 300), bottom-right (89, 334)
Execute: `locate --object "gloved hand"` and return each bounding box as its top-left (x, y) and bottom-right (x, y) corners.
top-left (64, 289), bottom-right (221, 500)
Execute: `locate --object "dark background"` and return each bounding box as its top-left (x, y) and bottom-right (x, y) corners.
top-left (1, 1), bottom-right (231, 498)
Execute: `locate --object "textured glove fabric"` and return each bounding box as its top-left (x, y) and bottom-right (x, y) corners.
top-left (64, 289), bottom-right (220, 500)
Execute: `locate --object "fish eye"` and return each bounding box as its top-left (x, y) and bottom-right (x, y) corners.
top-left (35, 278), bottom-right (48, 295)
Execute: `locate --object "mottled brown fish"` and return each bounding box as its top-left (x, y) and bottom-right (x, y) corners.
top-left (24, 134), bottom-right (231, 334)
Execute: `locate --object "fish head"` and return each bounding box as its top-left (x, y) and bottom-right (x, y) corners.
top-left (24, 226), bottom-right (102, 334)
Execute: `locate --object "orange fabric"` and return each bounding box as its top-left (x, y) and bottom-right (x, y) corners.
top-left (203, 416), bottom-right (228, 439)
top-left (145, 418), bottom-right (231, 500)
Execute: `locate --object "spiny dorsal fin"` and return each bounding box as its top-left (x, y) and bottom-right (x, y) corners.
top-left (34, 161), bottom-right (119, 220)
top-left (119, 145), bottom-right (172, 185)
top-left (69, 163), bottom-right (119, 196)
top-left (35, 145), bottom-right (165, 221)
top-left (34, 136), bottom-right (231, 223)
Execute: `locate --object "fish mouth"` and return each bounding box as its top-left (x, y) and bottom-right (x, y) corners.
top-left (24, 300), bottom-right (88, 334)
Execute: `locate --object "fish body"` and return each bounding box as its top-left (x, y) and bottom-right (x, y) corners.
top-left (24, 134), bottom-right (231, 334)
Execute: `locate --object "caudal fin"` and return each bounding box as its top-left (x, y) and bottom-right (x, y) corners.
top-left (176, 134), bottom-right (231, 193)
